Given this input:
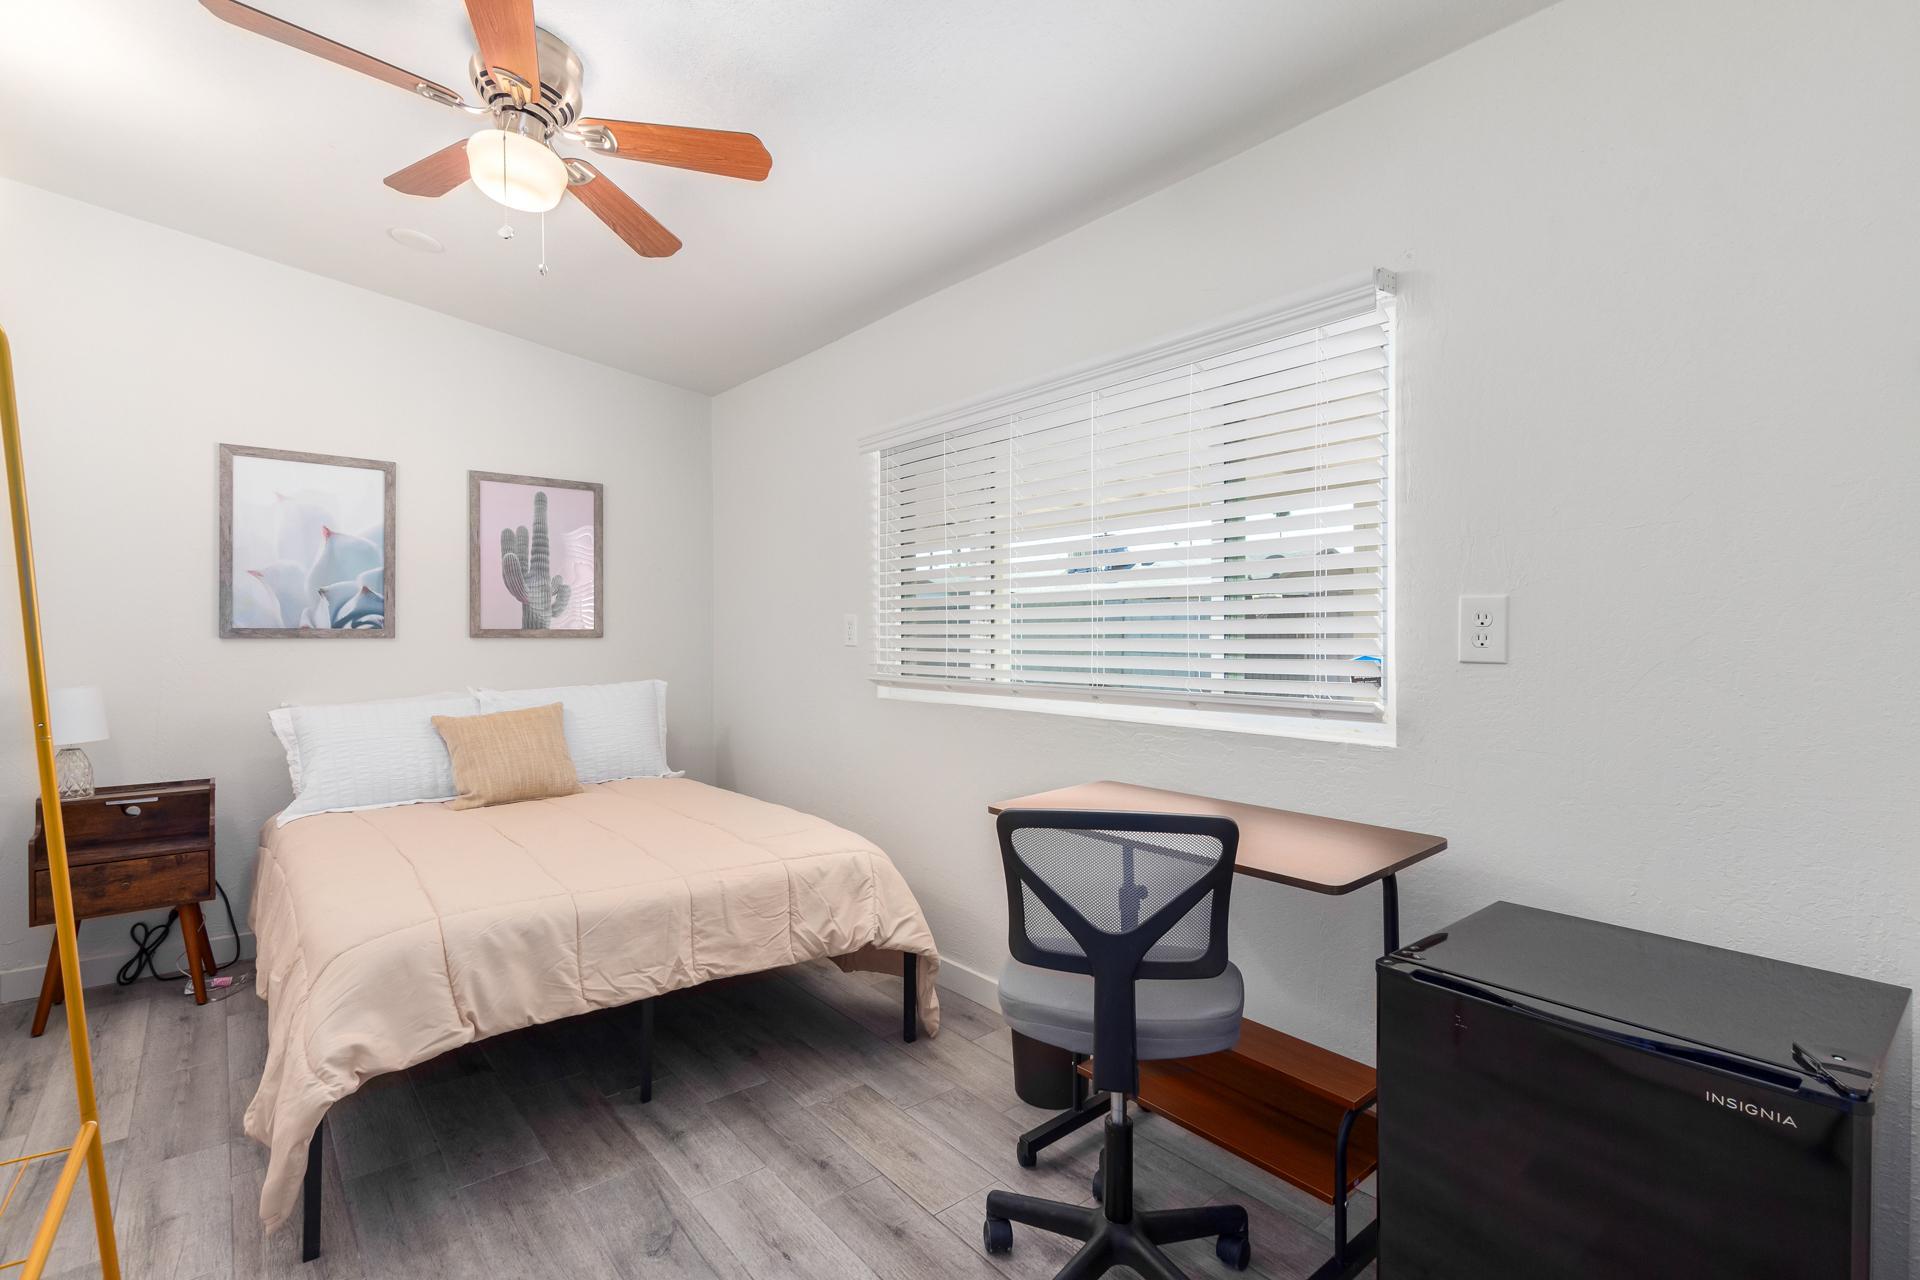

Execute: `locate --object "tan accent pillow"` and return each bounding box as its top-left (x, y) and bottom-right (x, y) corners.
top-left (431, 702), bottom-right (583, 810)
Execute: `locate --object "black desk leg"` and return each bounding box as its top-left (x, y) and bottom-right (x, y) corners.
top-left (1305, 871), bottom-right (1398, 1280)
top-left (1309, 1221), bottom-right (1380, 1280)
top-left (1381, 873), bottom-right (1400, 955)
top-left (301, 1116), bottom-right (325, 1262)
top-left (1308, 1103), bottom-right (1380, 1280)
top-left (903, 951), bottom-right (919, 1043)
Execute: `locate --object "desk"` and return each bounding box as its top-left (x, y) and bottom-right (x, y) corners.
top-left (990, 779), bottom-right (1445, 951)
top-left (990, 780), bottom-right (1447, 1280)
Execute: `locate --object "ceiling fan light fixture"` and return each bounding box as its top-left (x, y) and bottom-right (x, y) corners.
top-left (466, 127), bottom-right (567, 213)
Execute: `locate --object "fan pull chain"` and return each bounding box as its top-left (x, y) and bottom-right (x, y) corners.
top-left (538, 210), bottom-right (549, 277)
top-left (496, 131), bottom-right (515, 241)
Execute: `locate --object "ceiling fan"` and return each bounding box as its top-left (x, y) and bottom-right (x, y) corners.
top-left (200, 0), bottom-right (773, 259)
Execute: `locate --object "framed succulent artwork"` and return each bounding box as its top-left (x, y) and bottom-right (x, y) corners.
top-left (469, 471), bottom-right (603, 638)
top-left (219, 444), bottom-right (395, 638)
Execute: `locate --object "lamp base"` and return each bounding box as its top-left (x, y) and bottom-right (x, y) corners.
top-left (54, 746), bottom-right (94, 799)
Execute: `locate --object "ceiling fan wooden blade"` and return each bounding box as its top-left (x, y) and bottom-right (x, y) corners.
top-left (199, 0), bottom-right (463, 103)
top-left (384, 142), bottom-right (471, 197)
top-left (464, 0), bottom-right (541, 95)
top-left (567, 162), bottom-right (682, 258)
top-left (574, 119), bottom-right (772, 181)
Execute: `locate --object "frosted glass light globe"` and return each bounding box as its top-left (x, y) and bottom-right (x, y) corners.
top-left (467, 128), bottom-right (567, 213)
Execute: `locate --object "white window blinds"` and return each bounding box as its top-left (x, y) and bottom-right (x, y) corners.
top-left (872, 277), bottom-right (1393, 721)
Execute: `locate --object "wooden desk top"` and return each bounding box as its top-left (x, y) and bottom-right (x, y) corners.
top-left (988, 781), bottom-right (1446, 896)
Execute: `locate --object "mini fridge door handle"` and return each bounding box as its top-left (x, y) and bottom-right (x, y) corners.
top-left (1406, 968), bottom-right (1808, 1093)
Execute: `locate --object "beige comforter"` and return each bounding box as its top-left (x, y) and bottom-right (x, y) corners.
top-left (244, 777), bottom-right (940, 1229)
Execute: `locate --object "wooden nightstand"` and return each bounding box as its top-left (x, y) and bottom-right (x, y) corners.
top-left (28, 778), bottom-right (219, 1036)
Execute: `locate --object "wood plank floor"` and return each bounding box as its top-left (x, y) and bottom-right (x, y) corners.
top-left (1, 962), bottom-right (1376, 1279)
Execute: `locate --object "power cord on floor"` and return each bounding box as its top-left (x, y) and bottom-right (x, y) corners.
top-left (115, 879), bottom-right (241, 987)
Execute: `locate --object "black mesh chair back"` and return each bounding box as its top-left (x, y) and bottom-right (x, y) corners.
top-left (998, 808), bottom-right (1239, 1093)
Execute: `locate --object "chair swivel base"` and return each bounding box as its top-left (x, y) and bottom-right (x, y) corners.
top-left (985, 1113), bottom-right (1250, 1280)
top-left (1017, 1090), bottom-right (1109, 1168)
top-left (985, 1194), bottom-right (1250, 1279)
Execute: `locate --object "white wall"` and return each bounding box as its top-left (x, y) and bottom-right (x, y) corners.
top-left (0, 177), bottom-right (714, 996)
top-left (711, 0), bottom-right (1919, 1269)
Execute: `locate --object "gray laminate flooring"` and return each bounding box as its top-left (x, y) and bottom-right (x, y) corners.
top-left (0, 961), bottom-right (1376, 1279)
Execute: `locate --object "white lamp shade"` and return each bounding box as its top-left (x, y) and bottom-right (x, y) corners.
top-left (48, 686), bottom-right (109, 745)
top-left (466, 129), bottom-right (568, 213)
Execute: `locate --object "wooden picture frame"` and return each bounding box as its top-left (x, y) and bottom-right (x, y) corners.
top-left (469, 470), bottom-right (604, 638)
top-left (218, 444), bottom-right (396, 638)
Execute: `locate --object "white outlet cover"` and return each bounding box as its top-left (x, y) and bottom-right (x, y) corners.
top-left (1459, 594), bottom-right (1509, 663)
top-left (843, 613), bottom-right (859, 646)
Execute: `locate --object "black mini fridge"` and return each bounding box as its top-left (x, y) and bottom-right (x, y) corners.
top-left (1376, 902), bottom-right (1909, 1279)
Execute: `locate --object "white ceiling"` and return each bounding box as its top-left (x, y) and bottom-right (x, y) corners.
top-left (1, 1), bottom-right (1550, 393)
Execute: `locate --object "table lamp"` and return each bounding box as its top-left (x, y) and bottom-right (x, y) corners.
top-left (47, 686), bottom-right (108, 799)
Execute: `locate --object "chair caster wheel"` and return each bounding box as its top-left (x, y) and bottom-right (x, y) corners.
top-left (1215, 1231), bottom-right (1251, 1271)
top-left (1016, 1144), bottom-right (1037, 1169)
top-left (1090, 1171), bottom-right (1103, 1201)
top-left (983, 1217), bottom-right (1014, 1254)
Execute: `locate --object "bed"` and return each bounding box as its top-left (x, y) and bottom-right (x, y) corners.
top-left (242, 774), bottom-right (941, 1244)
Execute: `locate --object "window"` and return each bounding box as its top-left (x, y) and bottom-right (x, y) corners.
top-left (869, 273), bottom-right (1395, 740)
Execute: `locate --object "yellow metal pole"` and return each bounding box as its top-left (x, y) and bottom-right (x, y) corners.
top-left (19, 1123), bottom-right (98, 1280)
top-left (0, 328), bottom-right (122, 1280)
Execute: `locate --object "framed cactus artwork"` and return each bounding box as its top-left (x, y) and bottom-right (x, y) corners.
top-left (218, 444), bottom-right (395, 638)
top-left (468, 471), bottom-right (603, 638)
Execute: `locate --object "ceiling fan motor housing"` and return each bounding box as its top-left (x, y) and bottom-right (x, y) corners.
top-left (469, 26), bottom-right (583, 137)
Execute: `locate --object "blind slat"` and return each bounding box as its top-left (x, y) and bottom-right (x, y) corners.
top-left (883, 592), bottom-right (1384, 620)
top-left (893, 552), bottom-right (1385, 593)
top-left (898, 479), bottom-right (1383, 547)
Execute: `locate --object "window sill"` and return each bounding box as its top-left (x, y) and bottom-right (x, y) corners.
top-left (875, 683), bottom-right (1395, 746)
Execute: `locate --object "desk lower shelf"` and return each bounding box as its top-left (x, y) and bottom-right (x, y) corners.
top-left (1080, 1018), bottom-right (1378, 1204)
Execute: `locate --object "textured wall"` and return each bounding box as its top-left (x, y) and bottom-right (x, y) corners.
top-left (0, 177), bottom-right (714, 994)
top-left (711, 0), bottom-right (1919, 1268)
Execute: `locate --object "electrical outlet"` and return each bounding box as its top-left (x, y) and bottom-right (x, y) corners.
top-left (1459, 594), bottom-right (1508, 663)
top-left (842, 613), bottom-right (859, 647)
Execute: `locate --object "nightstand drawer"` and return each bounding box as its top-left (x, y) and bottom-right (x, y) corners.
top-left (56, 787), bottom-right (211, 850)
top-left (29, 848), bottom-right (212, 926)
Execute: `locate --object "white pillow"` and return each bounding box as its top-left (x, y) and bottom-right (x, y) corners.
top-left (275, 691), bottom-right (481, 825)
top-left (268, 706), bottom-right (302, 793)
top-left (476, 680), bottom-right (673, 785)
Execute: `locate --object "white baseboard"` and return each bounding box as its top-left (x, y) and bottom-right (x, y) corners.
top-left (0, 931), bottom-right (256, 1005)
top-left (933, 952), bottom-right (1000, 1010)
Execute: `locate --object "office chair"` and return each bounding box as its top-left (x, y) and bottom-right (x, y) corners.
top-left (984, 808), bottom-right (1251, 1278)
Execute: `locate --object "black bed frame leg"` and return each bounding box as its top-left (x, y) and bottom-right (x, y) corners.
top-left (639, 997), bottom-right (655, 1103)
top-left (902, 952), bottom-right (918, 1043)
top-left (301, 1116), bottom-right (324, 1262)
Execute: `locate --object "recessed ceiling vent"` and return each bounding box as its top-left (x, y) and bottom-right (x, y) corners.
top-left (387, 227), bottom-right (445, 253)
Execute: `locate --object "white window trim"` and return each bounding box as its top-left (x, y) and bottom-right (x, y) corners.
top-left (866, 270), bottom-right (1399, 745)
top-left (877, 682), bottom-right (1397, 745)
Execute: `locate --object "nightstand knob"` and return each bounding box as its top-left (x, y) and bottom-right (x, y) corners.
top-left (124, 804), bottom-right (142, 817)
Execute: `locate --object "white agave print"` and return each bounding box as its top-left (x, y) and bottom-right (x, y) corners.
top-left (230, 455), bottom-right (386, 631)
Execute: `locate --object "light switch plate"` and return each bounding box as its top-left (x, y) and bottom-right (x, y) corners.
top-left (1459, 594), bottom-right (1509, 663)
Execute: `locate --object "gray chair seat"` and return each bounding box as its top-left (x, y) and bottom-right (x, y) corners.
top-left (998, 957), bottom-right (1244, 1061)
